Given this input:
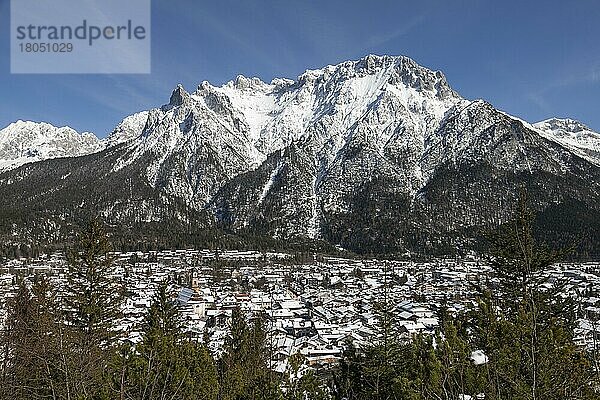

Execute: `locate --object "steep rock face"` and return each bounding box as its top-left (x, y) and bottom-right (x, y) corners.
top-left (100, 55), bottom-right (464, 219)
top-left (0, 121), bottom-right (102, 172)
top-left (424, 101), bottom-right (587, 176)
top-left (209, 55), bottom-right (466, 239)
top-left (111, 84), bottom-right (257, 208)
top-left (102, 111), bottom-right (150, 148)
top-left (212, 138), bottom-right (320, 238)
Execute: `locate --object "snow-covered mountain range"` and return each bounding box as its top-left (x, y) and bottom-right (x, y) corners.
top-left (0, 55), bottom-right (598, 255)
top-left (0, 121), bottom-right (102, 172)
top-left (0, 111), bottom-right (152, 172)
top-left (3, 55), bottom-right (598, 177)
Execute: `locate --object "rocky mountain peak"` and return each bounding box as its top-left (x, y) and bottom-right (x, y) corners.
top-left (294, 54), bottom-right (458, 102)
top-left (168, 84), bottom-right (191, 107)
top-left (535, 118), bottom-right (594, 134)
top-left (229, 75), bottom-right (269, 90)
top-left (103, 111), bottom-right (150, 148)
top-left (534, 117), bottom-right (600, 165)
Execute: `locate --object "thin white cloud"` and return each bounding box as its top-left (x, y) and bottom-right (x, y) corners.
top-left (591, 65), bottom-right (600, 83)
top-left (164, 3), bottom-right (288, 78)
top-left (526, 92), bottom-right (551, 114)
top-left (527, 61), bottom-right (600, 114)
top-left (54, 75), bottom-right (169, 135)
top-left (362, 15), bottom-right (425, 50)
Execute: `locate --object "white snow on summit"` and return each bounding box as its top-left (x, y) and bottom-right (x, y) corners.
top-left (106, 54), bottom-right (466, 210)
top-left (0, 120), bottom-right (103, 172)
top-left (102, 111), bottom-right (150, 148)
top-left (206, 54), bottom-right (463, 170)
top-left (0, 111), bottom-right (151, 173)
top-left (534, 118), bottom-right (600, 165)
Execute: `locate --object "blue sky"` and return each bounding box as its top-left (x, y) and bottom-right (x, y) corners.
top-left (1, 0), bottom-right (599, 137)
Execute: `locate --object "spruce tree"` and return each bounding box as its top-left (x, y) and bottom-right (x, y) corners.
top-left (105, 281), bottom-right (218, 400)
top-left (283, 352), bottom-right (329, 400)
top-left (0, 276), bottom-right (65, 399)
top-left (63, 218), bottom-right (124, 398)
top-left (467, 194), bottom-right (597, 399)
top-left (65, 218), bottom-right (123, 343)
top-left (219, 308), bottom-right (279, 400)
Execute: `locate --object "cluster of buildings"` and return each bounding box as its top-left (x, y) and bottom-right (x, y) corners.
top-left (0, 249), bottom-right (599, 372)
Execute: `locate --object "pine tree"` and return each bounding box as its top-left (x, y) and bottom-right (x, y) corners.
top-left (0, 276), bottom-right (65, 399)
top-left (65, 218), bottom-right (123, 343)
top-left (283, 353), bottom-right (329, 400)
top-left (63, 217), bottom-right (125, 398)
top-left (467, 193), bottom-right (597, 399)
top-left (332, 341), bottom-right (365, 400)
top-left (219, 308), bottom-right (279, 400)
top-left (105, 281), bottom-right (219, 400)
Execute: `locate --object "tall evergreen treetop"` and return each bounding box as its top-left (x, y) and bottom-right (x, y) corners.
top-left (65, 217), bottom-right (124, 344)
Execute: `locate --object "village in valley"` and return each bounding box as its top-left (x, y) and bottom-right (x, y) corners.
top-left (1, 249), bottom-right (599, 374)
